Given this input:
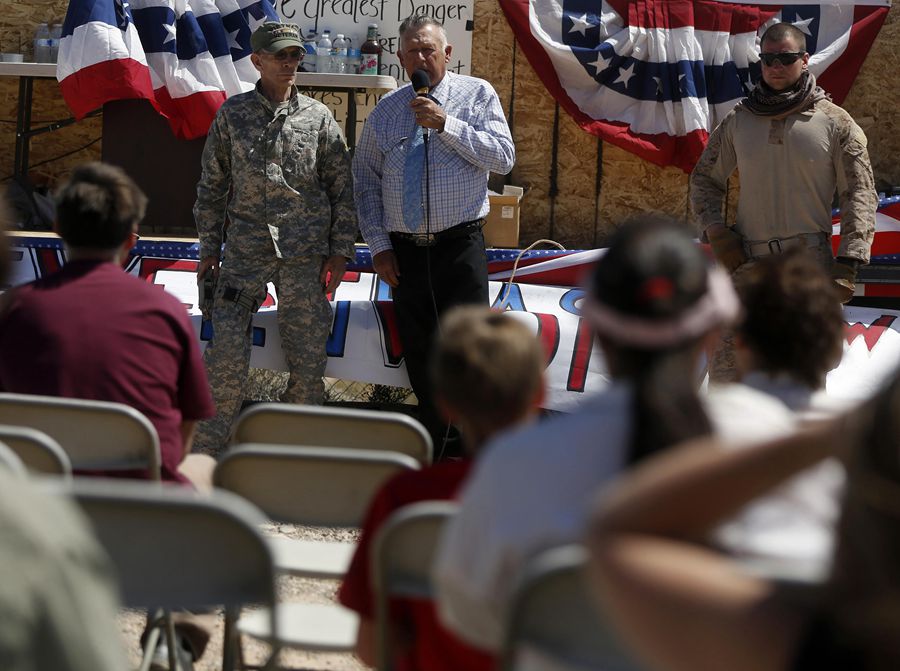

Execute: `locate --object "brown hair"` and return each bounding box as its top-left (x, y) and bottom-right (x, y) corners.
top-left (736, 249), bottom-right (844, 389)
top-left (760, 22), bottom-right (807, 52)
top-left (431, 306), bottom-right (544, 441)
top-left (55, 162), bottom-right (147, 250)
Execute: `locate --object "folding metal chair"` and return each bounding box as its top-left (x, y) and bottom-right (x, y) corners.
top-left (232, 403), bottom-right (433, 465)
top-left (0, 425), bottom-right (71, 477)
top-left (214, 443), bottom-right (420, 657)
top-left (0, 393), bottom-right (161, 479)
top-left (372, 501), bottom-right (458, 671)
top-left (50, 478), bottom-right (279, 671)
top-left (0, 440), bottom-right (27, 477)
top-left (499, 544), bottom-right (643, 671)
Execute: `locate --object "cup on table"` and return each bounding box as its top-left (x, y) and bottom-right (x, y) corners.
top-left (0, 53), bottom-right (25, 62)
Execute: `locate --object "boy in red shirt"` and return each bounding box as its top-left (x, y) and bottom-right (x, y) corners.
top-left (338, 306), bottom-right (546, 671)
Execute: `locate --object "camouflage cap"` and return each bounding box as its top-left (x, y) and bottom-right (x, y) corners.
top-left (251, 22), bottom-right (302, 54)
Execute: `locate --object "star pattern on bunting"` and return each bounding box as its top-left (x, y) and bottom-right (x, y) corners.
top-left (162, 21), bottom-right (177, 44)
top-left (589, 49), bottom-right (612, 74)
top-left (614, 62), bottom-right (636, 87)
top-left (791, 15), bottom-right (815, 36)
top-left (568, 13), bottom-right (595, 36)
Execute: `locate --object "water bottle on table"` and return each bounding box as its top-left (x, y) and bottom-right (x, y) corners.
top-left (302, 31), bottom-right (317, 72)
top-left (33, 23), bottom-right (51, 63)
top-left (316, 30), bottom-right (332, 74)
top-left (331, 34), bottom-right (349, 73)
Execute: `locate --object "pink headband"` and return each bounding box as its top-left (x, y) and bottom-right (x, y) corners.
top-left (582, 267), bottom-right (740, 348)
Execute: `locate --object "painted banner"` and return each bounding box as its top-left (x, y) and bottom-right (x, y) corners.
top-left (498, 0), bottom-right (891, 171)
top-left (8, 233), bottom-right (900, 412)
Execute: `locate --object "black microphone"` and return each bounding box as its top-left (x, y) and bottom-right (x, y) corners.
top-left (411, 68), bottom-right (431, 96)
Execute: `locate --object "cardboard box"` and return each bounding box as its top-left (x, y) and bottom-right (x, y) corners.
top-left (484, 185), bottom-right (524, 248)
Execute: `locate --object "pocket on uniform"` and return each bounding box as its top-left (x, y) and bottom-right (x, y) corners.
top-left (283, 130), bottom-right (318, 187)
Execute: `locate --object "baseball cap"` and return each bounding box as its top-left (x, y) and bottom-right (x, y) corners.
top-left (251, 22), bottom-right (302, 54)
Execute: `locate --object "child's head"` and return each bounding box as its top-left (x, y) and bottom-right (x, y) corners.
top-left (431, 306), bottom-right (545, 453)
top-left (735, 249), bottom-right (844, 389)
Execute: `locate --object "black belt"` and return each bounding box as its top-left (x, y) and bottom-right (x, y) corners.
top-left (390, 219), bottom-right (483, 247)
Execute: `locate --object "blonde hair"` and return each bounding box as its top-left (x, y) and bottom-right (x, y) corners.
top-left (431, 306), bottom-right (544, 439)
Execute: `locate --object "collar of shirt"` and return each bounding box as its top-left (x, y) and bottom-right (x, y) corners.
top-left (254, 83), bottom-right (301, 117)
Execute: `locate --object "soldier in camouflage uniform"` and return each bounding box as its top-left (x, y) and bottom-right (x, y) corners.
top-left (690, 22), bottom-right (877, 382)
top-left (193, 22), bottom-right (357, 455)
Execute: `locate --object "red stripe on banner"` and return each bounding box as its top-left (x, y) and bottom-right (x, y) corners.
top-left (844, 315), bottom-right (897, 349)
top-left (621, 0), bottom-right (777, 34)
top-left (535, 313), bottom-right (561, 367)
top-left (499, 0), bottom-right (713, 172)
top-left (567, 317), bottom-right (594, 392)
top-left (152, 86), bottom-right (226, 140)
top-left (373, 300), bottom-right (405, 366)
top-left (59, 58), bottom-right (159, 120)
top-left (862, 285), bottom-right (900, 298)
top-left (817, 5), bottom-right (889, 105)
top-left (37, 249), bottom-right (62, 275)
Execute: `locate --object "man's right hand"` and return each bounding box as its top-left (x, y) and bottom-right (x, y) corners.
top-left (373, 250), bottom-right (400, 288)
top-left (197, 255), bottom-right (220, 280)
top-left (706, 223), bottom-right (747, 273)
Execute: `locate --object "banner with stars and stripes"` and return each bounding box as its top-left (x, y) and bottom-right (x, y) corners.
top-left (498, 0), bottom-right (890, 172)
top-left (57, 0), bottom-right (279, 139)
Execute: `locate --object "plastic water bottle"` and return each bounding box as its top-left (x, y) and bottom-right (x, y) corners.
top-left (33, 23), bottom-right (51, 63)
top-left (49, 23), bottom-right (62, 63)
top-left (347, 47), bottom-right (361, 75)
top-left (316, 30), bottom-right (332, 74)
top-left (302, 31), bottom-right (317, 72)
top-left (331, 34), bottom-right (349, 73)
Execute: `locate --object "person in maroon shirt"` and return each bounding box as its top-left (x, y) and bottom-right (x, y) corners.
top-left (338, 306), bottom-right (546, 671)
top-left (0, 162), bottom-right (216, 490)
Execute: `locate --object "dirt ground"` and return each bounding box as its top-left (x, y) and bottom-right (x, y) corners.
top-left (119, 523), bottom-right (368, 671)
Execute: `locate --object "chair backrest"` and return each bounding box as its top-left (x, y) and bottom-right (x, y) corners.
top-left (372, 501), bottom-right (458, 671)
top-left (499, 545), bottom-right (643, 671)
top-left (0, 393), bottom-right (161, 479)
top-left (51, 478), bottom-right (277, 615)
top-left (233, 403), bottom-right (433, 465)
top-left (214, 444), bottom-right (421, 527)
top-left (0, 425), bottom-right (71, 477)
top-left (0, 440), bottom-right (27, 478)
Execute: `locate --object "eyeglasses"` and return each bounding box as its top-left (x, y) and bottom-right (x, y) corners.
top-left (760, 51), bottom-right (805, 67)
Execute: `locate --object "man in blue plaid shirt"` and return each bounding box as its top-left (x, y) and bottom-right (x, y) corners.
top-left (353, 15), bottom-right (515, 453)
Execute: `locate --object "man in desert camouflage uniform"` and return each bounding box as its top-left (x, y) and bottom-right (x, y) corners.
top-left (193, 22), bottom-right (357, 455)
top-left (691, 22), bottom-right (877, 382)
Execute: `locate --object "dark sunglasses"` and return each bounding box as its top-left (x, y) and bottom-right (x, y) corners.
top-left (760, 51), bottom-right (805, 67)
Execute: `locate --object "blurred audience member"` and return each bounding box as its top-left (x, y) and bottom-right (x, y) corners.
top-left (338, 306), bottom-right (545, 670)
top-left (588, 370), bottom-right (900, 671)
top-left (434, 216), bottom-right (796, 653)
top-left (0, 199), bottom-right (125, 671)
top-left (0, 162), bottom-right (216, 490)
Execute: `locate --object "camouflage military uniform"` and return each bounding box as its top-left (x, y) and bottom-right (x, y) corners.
top-left (193, 83), bottom-right (357, 454)
top-left (692, 97), bottom-right (877, 382)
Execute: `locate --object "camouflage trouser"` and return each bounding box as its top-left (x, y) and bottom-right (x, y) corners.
top-left (193, 254), bottom-right (332, 456)
top-left (708, 238), bottom-right (834, 383)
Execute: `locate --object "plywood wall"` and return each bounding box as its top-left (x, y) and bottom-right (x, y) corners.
top-left (3, 0), bottom-right (897, 247)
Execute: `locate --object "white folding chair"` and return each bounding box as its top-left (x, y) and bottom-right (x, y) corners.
top-left (0, 440), bottom-right (27, 477)
top-left (0, 425), bottom-right (71, 477)
top-left (50, 478), bottom-right (279, 671)
top-left (499, 544), bottom-right (643, 671)
top-left (214, 443), bottom-right (420, 657)
top-left (0, 393), bottom-right (161, 479)
top-left (232, 403), bottom-right (433, 465)
top-left (372, 501), bottom-right (458, 671)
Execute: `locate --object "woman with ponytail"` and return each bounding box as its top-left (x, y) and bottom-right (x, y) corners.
top-left (433, 215), bottom-right (795, 655)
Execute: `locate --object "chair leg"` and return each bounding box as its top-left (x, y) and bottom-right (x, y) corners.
top-left (138, 608), bottom-right (164, 671)
top-left (164, 611), bottom-right (180, 671)
top-left (223, 607), bottom-right (238, 671)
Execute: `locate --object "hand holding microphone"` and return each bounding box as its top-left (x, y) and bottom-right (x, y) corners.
top-left (409, 68), bottom-right (446, 132)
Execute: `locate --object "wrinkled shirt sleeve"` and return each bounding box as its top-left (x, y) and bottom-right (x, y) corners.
top-left (438, 83), bottom-right (515, 175)
top-left (194, 111), bottom-right (232, 260)
top-left (833, 118), bottom-right (876, 263)
top-left (318, 113), bottom-right (358, 259)
top-left (690, 114), bottom-right (737, 239)
top-left (352, 116), bottom-right (392, 256)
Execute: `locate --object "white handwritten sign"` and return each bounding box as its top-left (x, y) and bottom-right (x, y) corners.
top-left (276, 0), bottom-right (474, 83)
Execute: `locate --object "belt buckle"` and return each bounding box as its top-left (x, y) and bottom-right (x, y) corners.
top-left (766, 238), bottom-right (783, 254)
top-left (411, 233), bottom-right (435, 247)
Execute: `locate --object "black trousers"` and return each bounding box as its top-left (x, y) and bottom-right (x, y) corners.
top-left (390, 226), bottom-right (490, 452)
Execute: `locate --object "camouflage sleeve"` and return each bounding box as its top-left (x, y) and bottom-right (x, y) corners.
top-left (318, 112), bottom-right (358, 260)
top-left (690, 113), bottom-right (738, 240)
top-left (832, 111), bottom-right (877, 264)
top-left (193, 110), bottom-right (231, 260)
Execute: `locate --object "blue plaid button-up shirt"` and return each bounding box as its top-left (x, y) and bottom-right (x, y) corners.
top-left (353, 71), bottom-right (515, 255)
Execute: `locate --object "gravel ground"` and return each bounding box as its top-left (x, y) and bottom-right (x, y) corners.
top-left (119, 524), bottom-right (368, 671)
